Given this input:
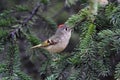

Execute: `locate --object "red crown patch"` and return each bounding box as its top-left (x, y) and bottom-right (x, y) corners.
top-left (58, 24), bottom-right (64, 28)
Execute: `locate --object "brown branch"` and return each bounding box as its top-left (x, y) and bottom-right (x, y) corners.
top-left (22, 2), bottom-right (41, 26)
top-left (9, 2), bottom-right (41, 38)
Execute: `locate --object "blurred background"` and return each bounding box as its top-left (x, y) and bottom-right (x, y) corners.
top-left (0, 0), bottom-right (120, 80)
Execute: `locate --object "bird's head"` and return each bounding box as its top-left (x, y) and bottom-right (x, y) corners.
top-left (56, 24), bottom-right (72, 36)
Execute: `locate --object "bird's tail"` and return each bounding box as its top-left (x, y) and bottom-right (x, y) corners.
top-left (31, 44), bottom-right (42, 49)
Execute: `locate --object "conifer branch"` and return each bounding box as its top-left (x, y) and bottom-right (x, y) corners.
top-left (56, 63), bottom-right (69, 80)
top-left (22, 2), bottom-right (41, 26)
top-left (9, 2), bottom-right (41, 39)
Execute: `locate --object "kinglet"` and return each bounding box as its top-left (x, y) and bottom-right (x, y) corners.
top-left (31, 24), bottom-right (72, 53)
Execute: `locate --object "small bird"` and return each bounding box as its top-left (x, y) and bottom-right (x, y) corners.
top-left (31, 24), bottom-right (72, 53)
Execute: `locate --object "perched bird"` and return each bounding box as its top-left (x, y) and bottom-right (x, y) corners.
top-left (31, 24), bottom-right (72, 53)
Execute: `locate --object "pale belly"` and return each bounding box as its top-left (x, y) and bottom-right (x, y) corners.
top-left (44, 42), bottom-right (68, 53)
top-left (43, 34), bottom-right (71, 53)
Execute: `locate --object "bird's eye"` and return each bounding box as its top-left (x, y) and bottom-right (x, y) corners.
top-left (64, 28), bottom-right (68, 31)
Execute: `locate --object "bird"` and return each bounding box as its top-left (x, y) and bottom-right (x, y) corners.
top-left (31, 24), bottom-right (72, 53)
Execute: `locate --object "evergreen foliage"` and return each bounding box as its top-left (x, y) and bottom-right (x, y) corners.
top-left (0, 0), bottom-right (120, 80)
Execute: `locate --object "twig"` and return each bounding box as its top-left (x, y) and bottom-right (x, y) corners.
top-left (22, 2), bottom-right (41, 26)
top-left (9, 2), bottom-right (41, 38)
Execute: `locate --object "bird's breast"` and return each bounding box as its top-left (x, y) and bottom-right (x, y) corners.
top-left (43, 35), bottom-right (70, 53)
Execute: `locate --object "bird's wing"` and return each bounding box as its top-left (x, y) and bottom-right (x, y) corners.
top-left (31, 39), bottom-right (57, 49)
top-left (41, 39), bottom-right (58, 47)
top-left (31, 35), bottom-right (60, 49)
top-left (45, 35), bottom-right (60, 46)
